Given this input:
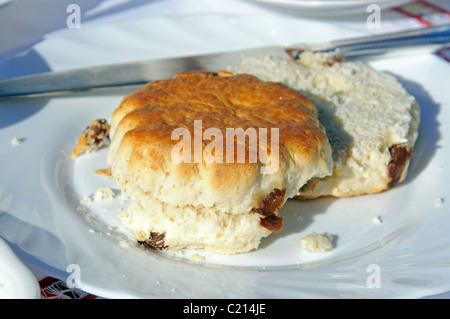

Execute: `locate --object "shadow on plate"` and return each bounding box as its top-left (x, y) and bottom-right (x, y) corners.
top-left (258, 195), bottom-right (337, 249)
top-left (0, 49), bottom-right (51, 81)
top-left (0, 210), bottom-right (70, 282)
top-left (0, 49), bottom-right (53, 128)
top-left (0, 93), bottom-right (51, 129)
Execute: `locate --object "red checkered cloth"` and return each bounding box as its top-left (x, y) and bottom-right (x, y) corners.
top-left (393, 0), bottom-right (450, 26)
top-left (436, 47), bottom-right (450, 63)
top-left (39, 277), bottom-right (98, 299)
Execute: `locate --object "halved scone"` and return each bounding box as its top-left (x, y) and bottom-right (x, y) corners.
top-left (106, 70), bottom-right (332, 254)
top-left (233, 53), bottom-right (420, 198)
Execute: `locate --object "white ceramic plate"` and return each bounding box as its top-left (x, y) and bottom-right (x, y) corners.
top-left (0, 237), bottom-right (40, 299)
top-left (246, 0), bottom-right (412, 16)
top-left (0, 13), bottom-right (449, 298)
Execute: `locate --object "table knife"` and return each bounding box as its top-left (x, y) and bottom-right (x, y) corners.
top-left (0, 23), bottom-right (449, 97)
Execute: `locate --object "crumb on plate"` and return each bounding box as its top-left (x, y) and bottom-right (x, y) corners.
top-left (372, 215), bottom-right (383, 224)
top-left (72, 118), bottom-right (110, 157)
top-left (11, 136), bottom-right (23, 145)
top-left (80, 195), bottom-right (93, 204)
top-left (434, 197), bottom-right (444, 207)
top-left (299, 232), bottom-right (334, 253)
top-left (95, 167), bottom-right (111, 176)
top-left (94, 187), bottom-right (115, 200)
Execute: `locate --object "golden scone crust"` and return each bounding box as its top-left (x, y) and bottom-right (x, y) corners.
top-left (109, 70), bottom-right (329, 190)
top-left (107, 70), bottom-right (332, 253)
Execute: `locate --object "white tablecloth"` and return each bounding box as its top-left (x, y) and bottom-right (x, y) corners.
top-left (1, 0), bottom-right (450, 64)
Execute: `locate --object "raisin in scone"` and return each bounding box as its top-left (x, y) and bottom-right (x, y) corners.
top-left (106, 70), bottom-right (332, 254)
top-left (232, 52), bottom-right (420, 198)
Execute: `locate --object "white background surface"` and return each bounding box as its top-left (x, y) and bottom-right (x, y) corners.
top-left (1, 0), bottom-right (449, 299)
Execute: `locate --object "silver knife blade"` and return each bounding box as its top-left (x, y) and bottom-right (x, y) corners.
top-left (1, 24), bottom-right (449, 97)
top-left (0, 46), bottom-right (288, 97)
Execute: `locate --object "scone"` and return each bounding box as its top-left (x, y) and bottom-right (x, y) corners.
top-left (232, 52), bottom-right (420, 198)
top-left (106, 70), bottom-right (333, 254)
